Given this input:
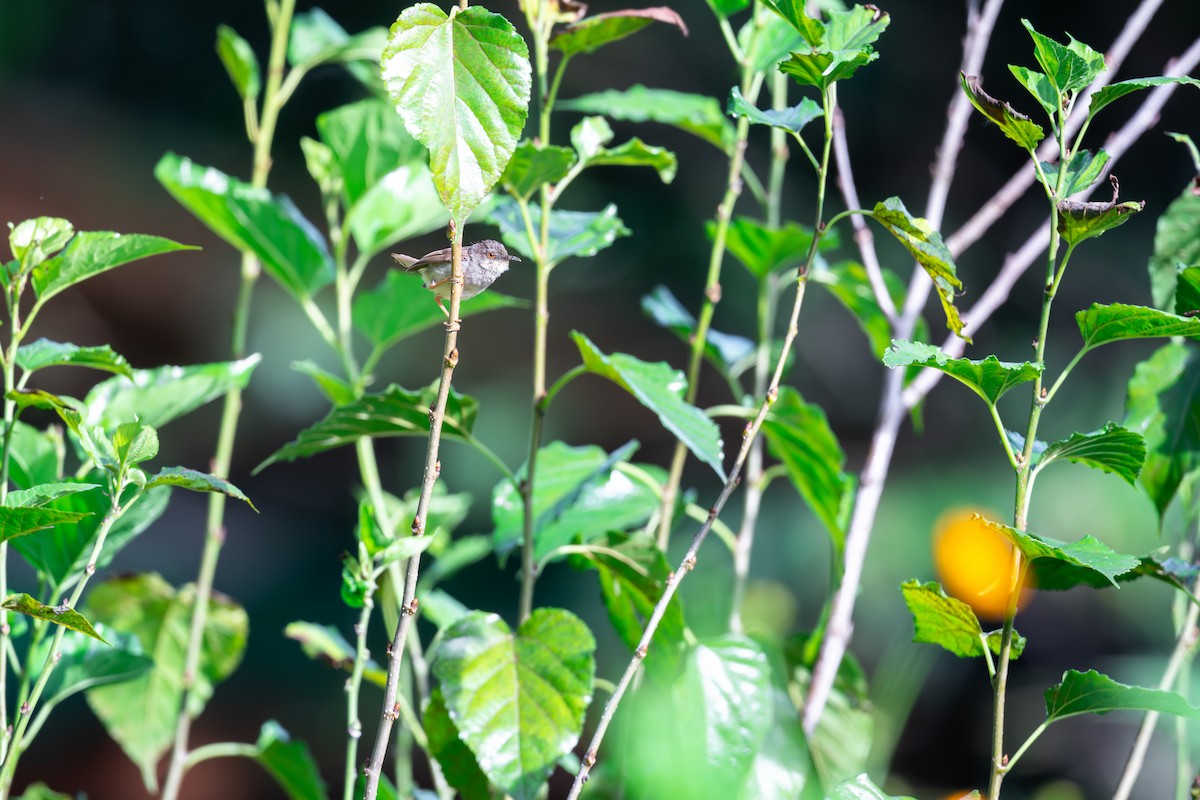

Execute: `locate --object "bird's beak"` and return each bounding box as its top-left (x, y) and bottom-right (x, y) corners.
top-left (509, 254), bottom-right (522, 262)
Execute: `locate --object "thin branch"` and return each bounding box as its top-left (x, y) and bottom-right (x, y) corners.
top-left (803, 0), bottom-right (1005, 736)
top-left (362, 233), bottom-right (466, 800)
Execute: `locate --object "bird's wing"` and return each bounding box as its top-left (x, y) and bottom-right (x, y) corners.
top-left (391, 253), bottom-right (420, 270)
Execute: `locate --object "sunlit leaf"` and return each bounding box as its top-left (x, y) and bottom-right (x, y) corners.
top-left (1021, 19), bottom-right (1104, 96)
top-left (960, 73), bottom-right (1044, 151)
top-left (216, 24), bottom-right (260, 101)
top-left (9, 217), bottom-right (74, 270)
top-left (1009, 65), bottom-right (1058, 121)
top-left (32, 231), bottom-right (195, 306)
top-left (883, 340), bottom-right (1041, 405)
top-left (777, 4), bottom-right (890, 91)
top-left (16, 339), bottom-right (133, 379)
top-left (1044, 669), bottom-right (1200, 724)
top-left (430, 609), bottom-right (595, 800)
top-left (1035, 423), bottom-right (1145, 485)
top-left (727, 86), bottom-right (823, 137)
top-left (382, 4), bottom-right (531, 226)
top-left (0, 506), bottom-right (91, 543)
top-left (1089, 76), bottom-right (1200, 120)
top-left (570, 116), bottom-right (677, 183)
top-left (558, 86), bottom-right (734, 152)
top-left (1077, 303), bottom-right (1200, 350)
top-left (1039, 149), bottom-right (1110, 197)
top-left (144, 467), bottom-right (256, 510)
top-left (572, 332), bottom-right (725, 478)
top-left (981, 517), bottom-right (1139, 589)
top-left (425, 688), bottom-right (490, 800)
top-left (550, 7), bottom-right (687, 58)
top-left (827, 774), bottom-right (918, 800)
top-left (2, 593), bottom-right (106, 642)
top-left (84, 356), bottom-right (260, 431)
top-left (501, 142), bottom-right (576, 200)
top-left (718, 216), bottom-right (828, 279)
top-left (1149, 183), bottom-right (1200, 310)
top-left (900, 580), bottom-right (1025, 659)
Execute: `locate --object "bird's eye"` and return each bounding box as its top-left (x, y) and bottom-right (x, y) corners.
top-left (486, 250), bottom-right (496, 259)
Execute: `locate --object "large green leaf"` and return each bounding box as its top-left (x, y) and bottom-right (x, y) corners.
top-left (488, 197), bottom-right (630, 267)
top-left (31, 231), bottom-right (195, 306)
top-left (352, 267), bottom-right (522, 353)
top-left (5, 482), bottom-right (99, 509)
top-left (8, 421), bottom-right (63, 490)
top-left (761, 387), bottom-right (854, 553)
top-left (155, 153), bottom-right (333, 300)
top-left (883, 340), bottom-right (1041, 405)
top-left (869, 198), bottom-right (967, 339)
top-left (570, 116), bottom-right (677, 183)
top-left (558, 86), bottom-right (734, 152)
top-left (549, 7), bottom-right (687, 58)
top-left (1010, 65), bottom-right (1058, 121)
top-left (86, 573), bottom-right (248, 792)
top-left (501, 142), bottom-right (576, 200)
top-left (2, 593), bottom-right (106, 642)
top-left (1044, 669), bottom-right (1200, 724)
top-left (83, 356), bottom-right (260, 431)
top-left (572, 332), bottom-right (725, 478)
top-left (568, 531), bottom-right (685, 683)
top-left (1038, 149), bottom-right (1109, 197)
top-left (777, 4), bottom-right (890, 91)
top-left (0, 506), bottom-right (91, 543)
top-left (720, 216), bottom-right (824, 279)
top-left (315, 99), bottom-right (444, 254)
top-left (256, 383), bottom-right (477, 472)
top-left (36, 627), bottom-right (152, 709)
top-left (827, 774), bottom-right (918, 800)
top-left (1035, 423), bottom-right (1145, 485)
top-left (16, 339), bottom-right (133, 379)
top-left (641, 285), bottom-right (754, 376)
top-left (1148, 184), bottom-right (1200, 310)
top-left (960, 73), bottom-right (1044, 151)
top-left (900, 580), bottom-right (1024, 659)
top-left (13, 482), bottom-right (170, 589)
top-left (255, 721), bottom-right (330, 800)
top-left (1123, 342), bottom-right (1200, 517)
top-left (1077, 303), bottom-right (1200, 350)
top-left (382, 4), bottom-right (531, 225)
top-left (981, 517), bottom-right (1139, 589)
top-left (492, 441), bottom-right (659, 559)
top-left (424, 688), bottom-right (490, 800)
top-left (430, 609), bottom-right (595, 800)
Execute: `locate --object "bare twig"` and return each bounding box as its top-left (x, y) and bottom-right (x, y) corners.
top-left (803, 0), bottom-right (1005, 736)
top-left (362, 232), bottom-right (466, 800)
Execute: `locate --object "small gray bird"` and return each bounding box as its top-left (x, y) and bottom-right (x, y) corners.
top-left (391, 240), bottom-right (520, 316)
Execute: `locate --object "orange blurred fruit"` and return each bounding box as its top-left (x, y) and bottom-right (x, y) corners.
top-left (934, 509), bottom-right (1032, 620)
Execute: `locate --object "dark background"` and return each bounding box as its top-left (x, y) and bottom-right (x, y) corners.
top-left (1, 1), bottom-right (1198, 798)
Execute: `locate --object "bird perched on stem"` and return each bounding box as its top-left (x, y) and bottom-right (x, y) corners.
top-left (392, 240), bottom-right (520, 317)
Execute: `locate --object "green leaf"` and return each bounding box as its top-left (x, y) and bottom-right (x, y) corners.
top-left (758, 0), bottom-right (822, 43)
top-left (501, 142), bottom-right (577, 200)
top-left (84, 356), bottom-right (260, 431)
top-left (812, 261), bottom-right (904, 359)
top-left (570, 116), bottom-right (677, 183)
top-left (216, 24), bottom-right (260, 101)
top-left (256, 383), bottom-right (477, 472)
top-left (1045, 669), bottom-right (1200, 724)
top-left (641, 285), bottom-right (754, 376)
top-left (2, 593), bottom-right (106, 642)
top-left (424, 688), bottom-right (491, 800)
top-left (382, 4), bottom-right (531, 226)
top-left (828, 774), bottom-right (917, 800)
top-left (762, 387), bottom-right (854, 553)
top-left (569, 531), bottom-right (686, 683)
top-left (300, 136), bottom-right (341, 198)
top-left (1021, 19), bottom-right (1104, 96)
top-left (981, 517), bottom-right (1139, 589)
top-left (1039, 149), bottom-right (1110, 197)
top-left (727, 85), bottom-right (823, 136)
top-left (572, 332), bottom-right (725, 478)
top-left (5, 482), bottom-right (99, 509)
top-left (144, 466), bottom-right (256, 510)
top-left (352, 263), bottom-right (521, 354)
top-left (86, 573), bottom-right (248, 793)
top-left (292, 360), bottom-right (355, 405)
top-left (900, 580), bottom-right (1025, 659)
top-left (882, 340), bottom-right (1041, 405)
top-left (777, 5), bottom-right (890, 91)
top-left (1009, 65), bottom-right (1058, 121)
top-left (155, 153), bottom-right (334, 300)
top-left (37, 627), bottom-right (152, 708)
top-left (741, 9), bottom-right (807, 73)
top-left (1057, 177), bottom-right (1144, 245)
top-left (7, 389), bottom-right (77, 414)
top-left (1149, 182), bottom-right (1200, 310)
top-left (31, 231), bottom-right (195, 306)
top-left (17, 339), bottom-right (133, 379)
top-left (960, 73), bottom-right (1044, 151)
top-left (430, 609), bottom-right (595, 800)
top-left (558, 86), bottom-right (734, 152)
top-left (492, 441), bottom-right (659, 559)
top-left (1123, 343), bottom-right (1200, 517)
top-left (289, 8), bottom-right (387, 76)
top-left (719, 216), bottom-right (826, 279)
top-left (8, 422), bottom-right (65, 490)
top-left (113, 422), bottom-right (159, 468)
top-left (0, 506), bottom-right (91, 543)
top-left (489, 197), bottom-right (630, 267)
top-left (1036, 423), bottom-right (1145, 485)
top-left (255, 721), bottom-right (330, 800)
top-left (12, 784), bottom-right (74, 800)
top-left (8, 217), bottom-right (74, 269)
top-left (1176, 266), bottom-right (1200, 316)
top-left (14, 482), bottom-right (169, 589)
top-left (316, 99), bottom-right (444, 254)
top-left (1077, 303), bottom-right (1200, 350)
top-left (284, 621), bottom-right (386, 687)
top-left (420, 535), bottom-right (491, 592)
top-left (707, 0), bottom-right (751, 18)
top-left (550, 7), bottom-right (687, 58)
top-left (1089, 76), bottom-right (1200, 120)
top-left (869, 198), bottom-right (967, 339)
